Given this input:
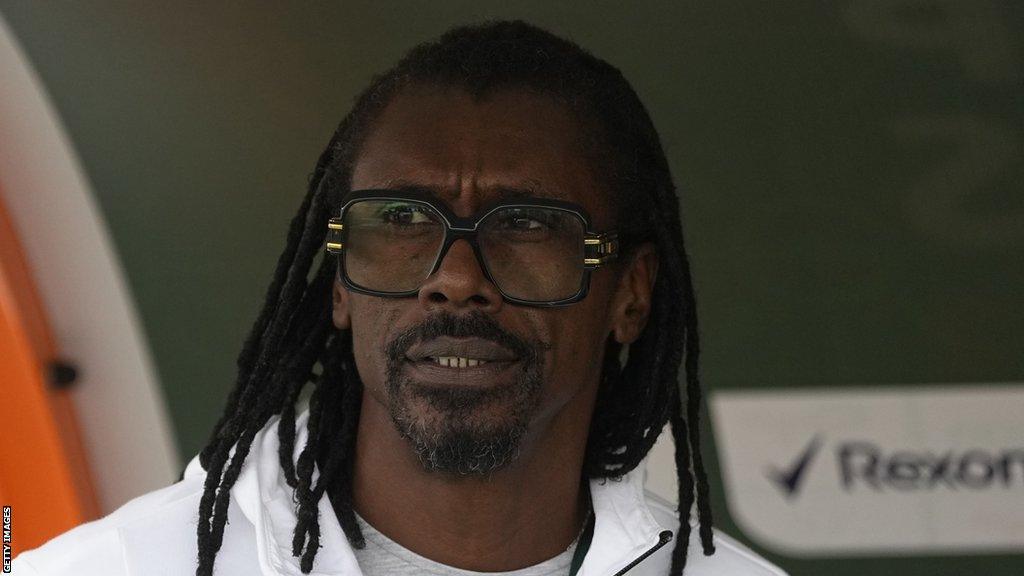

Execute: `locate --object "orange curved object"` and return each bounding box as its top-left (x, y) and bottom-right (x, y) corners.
top-left (0, 186), bottom-right (99, 556)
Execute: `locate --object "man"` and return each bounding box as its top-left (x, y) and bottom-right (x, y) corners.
top-left (14, 21), bottom-right (786, 576)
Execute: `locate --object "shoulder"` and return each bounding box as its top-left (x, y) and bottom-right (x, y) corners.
top-left (11, 459), bottom-right (258, 576)
top-left (640, 490), bottom-right (789, 576)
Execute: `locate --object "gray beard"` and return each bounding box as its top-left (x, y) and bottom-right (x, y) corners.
top-left (384, 360), bottom-right (543, 476)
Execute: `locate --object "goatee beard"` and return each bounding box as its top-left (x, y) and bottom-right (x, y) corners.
top-left (383, 311), bottom-right (547, 476)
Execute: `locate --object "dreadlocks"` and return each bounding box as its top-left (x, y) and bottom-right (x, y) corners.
top-left (196, 20), bottom-right (714, 576)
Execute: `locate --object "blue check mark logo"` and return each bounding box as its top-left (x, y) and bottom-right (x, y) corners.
top-left (767, 435), bottom-right (823, 499)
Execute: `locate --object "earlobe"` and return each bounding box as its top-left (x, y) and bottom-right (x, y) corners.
top-left (610, 244), bottom-right (658, 345)
top-left (332, 276), bottom-right (352, 330)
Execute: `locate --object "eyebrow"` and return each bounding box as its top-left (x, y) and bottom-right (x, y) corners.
top-left (379, 178), bottom-right (563, 202)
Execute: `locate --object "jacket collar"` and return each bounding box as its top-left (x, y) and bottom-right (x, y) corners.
top-left (185, 409), bottom-right (671, 576)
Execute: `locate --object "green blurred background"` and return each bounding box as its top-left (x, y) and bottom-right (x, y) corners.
top-left (3, 2), bottom-right (1021, 574)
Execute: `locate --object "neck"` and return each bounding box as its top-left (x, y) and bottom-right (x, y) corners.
top-left (348, 389), bottom-right (596, 571)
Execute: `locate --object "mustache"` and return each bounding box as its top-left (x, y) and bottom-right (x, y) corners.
top-left (384, 311), bottom-right (548, 363)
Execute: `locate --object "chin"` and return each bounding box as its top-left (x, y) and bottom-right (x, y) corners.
top-left (387, 382), bottom-right (539, 476)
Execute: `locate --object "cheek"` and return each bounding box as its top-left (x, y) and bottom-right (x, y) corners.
top-left (544, 307), bottom-right (611, 398)
top-left (348, 296), bottom-right (399, 390)
top-left (550, 274), bottom-right (619, 389)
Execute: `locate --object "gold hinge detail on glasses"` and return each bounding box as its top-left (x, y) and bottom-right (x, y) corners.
top-left (583, 234), bottom-right (618, 266)
top-left (325, 218), bottom-right (345, 254)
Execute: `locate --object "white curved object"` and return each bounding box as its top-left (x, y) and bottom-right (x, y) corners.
top-left (0, 12), bottom-right (179, 513)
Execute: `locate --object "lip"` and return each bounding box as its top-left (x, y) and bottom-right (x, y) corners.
top-left (402, 357), bottom-right (521, 388)
top-left (405, 336), bottom-right (519, 363)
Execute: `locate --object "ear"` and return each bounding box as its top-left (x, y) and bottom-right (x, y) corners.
top-left (332, 275), bottom-right (352, 330)
top-left (609, 243), bottom-right (658, 345)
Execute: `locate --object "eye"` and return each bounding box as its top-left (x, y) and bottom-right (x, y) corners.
top-left (380, 204), bottom-right (433, 225)
top-left (497, 209), bottom-right (562, 231)
top-left (509, 216), bottom-right (542, 230)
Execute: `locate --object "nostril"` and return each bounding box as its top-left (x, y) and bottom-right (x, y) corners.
top-left (469, 294), bottom-right (490, 306)
top-left (427, 292), bottom-right (448, 304)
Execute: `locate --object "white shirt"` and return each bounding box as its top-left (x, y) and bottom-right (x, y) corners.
top-left (351, 510), bottom-right (579, 576)
top-left (13, 410), bottom-right (787, 576)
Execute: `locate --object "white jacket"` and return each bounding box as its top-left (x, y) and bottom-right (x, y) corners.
top-left (13, 411), bottom-right (786, 576)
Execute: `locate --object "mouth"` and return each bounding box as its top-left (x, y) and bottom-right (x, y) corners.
top-left (402, 336), bottom-right (523, 384)
top-left (426, 356), bottom-right (492, 368)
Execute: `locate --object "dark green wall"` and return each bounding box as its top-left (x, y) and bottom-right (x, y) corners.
top-left (4, 3), bottom-right (1021, 575)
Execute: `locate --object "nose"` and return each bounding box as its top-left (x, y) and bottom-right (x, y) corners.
top-left (417, 239), bottom-right (503, 312)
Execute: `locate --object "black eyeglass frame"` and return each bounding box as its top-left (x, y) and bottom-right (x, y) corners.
top-left (325, 189), bottom-right (619, 307)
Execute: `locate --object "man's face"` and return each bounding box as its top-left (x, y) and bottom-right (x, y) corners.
top-left (332, 85), bottom-right (655, 475)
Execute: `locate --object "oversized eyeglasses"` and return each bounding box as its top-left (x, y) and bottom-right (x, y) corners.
top-left (325, 190), bottom-right (618, 306)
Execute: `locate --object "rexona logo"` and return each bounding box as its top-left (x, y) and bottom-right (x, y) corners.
top-left (712, 385), bottom-right (1024, 554)
top-left (767, 438), bottom-right (1023, 498)
top-left (838, 442), bottom-right (1024, 491)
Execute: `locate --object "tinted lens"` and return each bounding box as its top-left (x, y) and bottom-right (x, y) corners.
top-left (479, 206), bottom-right (585, 302)
top-left (342, 199), bottom-right (444, 292)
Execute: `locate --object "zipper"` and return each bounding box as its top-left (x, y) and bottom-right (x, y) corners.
top-left (609, 530), bottom-right (674, 576)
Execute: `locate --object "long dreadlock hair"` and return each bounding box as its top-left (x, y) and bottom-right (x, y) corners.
top-left (196, 20), bottom-right (714, 576)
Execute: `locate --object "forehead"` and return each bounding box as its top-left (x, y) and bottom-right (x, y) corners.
top-left (350, 85), bottom-right (613, 226)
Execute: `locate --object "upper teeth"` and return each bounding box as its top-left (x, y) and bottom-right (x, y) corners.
top-left (432, 356), bottom-right (487, 368)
